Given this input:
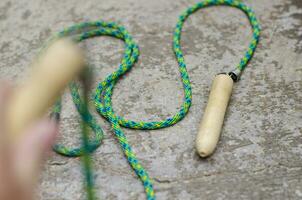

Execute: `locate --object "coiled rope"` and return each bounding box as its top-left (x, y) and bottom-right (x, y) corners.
top-left (50, 0), bottom-right (260, 199)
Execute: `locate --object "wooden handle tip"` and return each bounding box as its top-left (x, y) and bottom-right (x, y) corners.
top-left (196, 74), bottom-right (234, 158)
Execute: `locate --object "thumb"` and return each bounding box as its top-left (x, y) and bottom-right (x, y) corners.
top-left (13, 119), bottom-right (58, 192)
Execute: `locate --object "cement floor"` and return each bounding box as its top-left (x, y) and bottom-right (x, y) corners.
top-left (0, 0), bottom-right (301, 199)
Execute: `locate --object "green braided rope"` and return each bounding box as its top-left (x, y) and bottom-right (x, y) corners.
top-left (51, 1), bottom-right (260, 199)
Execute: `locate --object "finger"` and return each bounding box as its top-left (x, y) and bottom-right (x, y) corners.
top-left (13, 119), bottom-right (58, 191)
top-left (0, 81), bottom-right (12, 182)
top-left (0, 81), bottom-right (16, 199)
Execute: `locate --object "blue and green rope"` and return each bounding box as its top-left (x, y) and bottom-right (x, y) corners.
top-left (50, 1), bottom-right (260, 199)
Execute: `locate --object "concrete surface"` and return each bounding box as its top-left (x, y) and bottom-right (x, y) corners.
top-left (0, 0), bottom-right (301, 199)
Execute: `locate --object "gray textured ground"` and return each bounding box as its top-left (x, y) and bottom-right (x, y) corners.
top-left (0, 0), bottom-right (301, 199)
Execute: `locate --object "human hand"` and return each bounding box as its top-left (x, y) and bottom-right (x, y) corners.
top-left (0, 82), bottom-right (58, 200)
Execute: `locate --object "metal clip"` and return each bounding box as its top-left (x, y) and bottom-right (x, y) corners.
top-left (228, 68), bottom-right (241, 82)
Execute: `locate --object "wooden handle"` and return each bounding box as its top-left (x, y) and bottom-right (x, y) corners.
top-left (6, 39), bottom-right (85, 140)
top-left (196, 74), bottom-right (234, 157)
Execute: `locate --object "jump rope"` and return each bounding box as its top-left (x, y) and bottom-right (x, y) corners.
top-left (44, 0), bottom-right (261, 199)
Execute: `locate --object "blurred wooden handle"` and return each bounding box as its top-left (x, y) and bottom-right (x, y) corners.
top-left (196, 74), bottom-right (234, 157)
top-left (6, 39), bottom-right (85, 140)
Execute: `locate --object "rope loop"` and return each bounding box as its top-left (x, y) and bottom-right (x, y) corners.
top-left (51, 1), bottom-right (260, 199)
